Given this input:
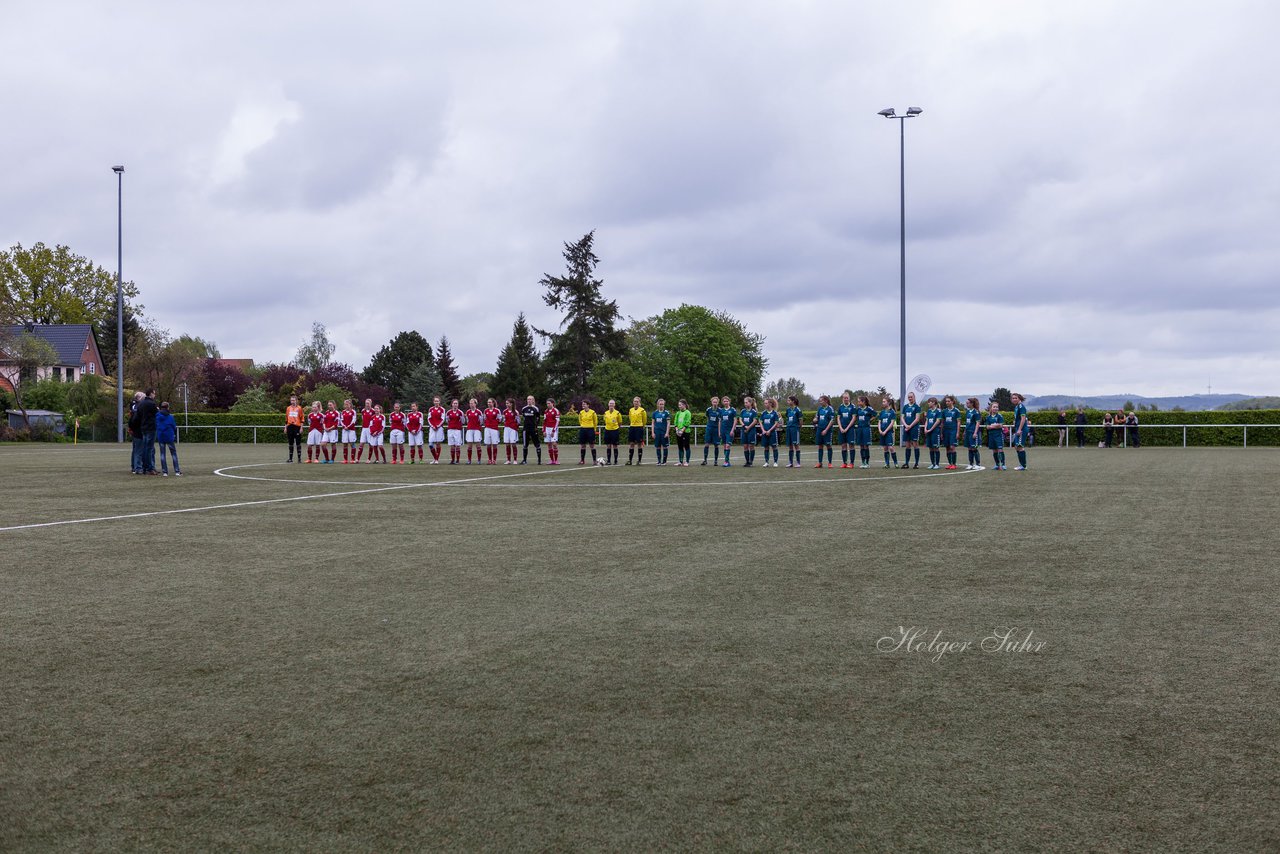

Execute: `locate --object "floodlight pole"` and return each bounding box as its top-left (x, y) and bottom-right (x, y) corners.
top-left (878, 107), bottom-right (921, 417)
top-left (113, 165), bottom-right (125, 443)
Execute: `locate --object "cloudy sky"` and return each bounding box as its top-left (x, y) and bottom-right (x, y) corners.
top-left (4, 0), bottom-right (1276, 397)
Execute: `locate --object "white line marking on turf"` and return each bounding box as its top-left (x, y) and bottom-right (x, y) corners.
top-left (0, 465), bottom-right (589, 533)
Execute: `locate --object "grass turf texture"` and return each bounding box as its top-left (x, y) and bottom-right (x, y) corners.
top-left (2, 445), bottom-right (1277, 851)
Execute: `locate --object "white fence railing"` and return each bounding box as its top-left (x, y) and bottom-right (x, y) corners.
top-left (173, 422), bottom-right (1280, 448)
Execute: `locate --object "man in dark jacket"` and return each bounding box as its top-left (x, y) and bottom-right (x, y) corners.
top-left (1074, 408), bottom-right (1087, 448)
top-left (137, 389), bottom-right (159, 475)
top-left (128, 391), bottom-right (145, 473)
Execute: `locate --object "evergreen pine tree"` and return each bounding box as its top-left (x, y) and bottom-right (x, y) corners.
top-left (536, 231), bottom-right (625, 397)
top-left (491, 313), bottom-right (545, 402)
top-left (436, 335), bottom-right (463, 401)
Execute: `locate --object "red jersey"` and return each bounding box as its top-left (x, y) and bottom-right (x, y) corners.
top-left (407, 411), bottom-right (423, 433)
top-left (544, 406), bottom-right (560, 429)
top-left (340, 408), bottom-right (357, 430)
top-left (361, 407), bottom-right (375, 428)
top-left (465, 409), bottom-right (482, 431)
top-left (502, 408), bottom-right (519, 430)
top-left (446, 408), bottom-right (464, 430)
top-left (323, 409), bottom-right (339, 430)
top-left (369, 414), bottom-right (385, 434)
top-left (428, 406), bottom-right (445, 429)
top-left (307, 412), bottom-right (324, 432)
top-left (389, 411), bottom-right (407, 432)
top-left (483, 407), bottom-right (502, 430)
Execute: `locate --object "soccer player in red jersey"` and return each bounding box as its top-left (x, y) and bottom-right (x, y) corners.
top-left (340, 399), bottom-right (359, 463)
top-left (306, 402), bottom-right (325, 463)
top-left (357, 398), bottom-right (375, 462)
top-left (427, 396), bottom-right (446, 464)
top-left (482, 398), bottom-right (503, 464)
top-left (445, 399), bottom-right (464, 464)
top-left (543, 398), bottom-right (561, 465)
top-left (388, 403), bottom-right (408, 464)
top-left (321, 401), bottom-right (340, 463)
top-left (368, 405), bottom-right (387, 463)
top-left (464, 399), bottom-right (483, 464)
top-left (406, 403), bottom-right (424, 463)
top-left (501, 399), bottom-right (520, 464)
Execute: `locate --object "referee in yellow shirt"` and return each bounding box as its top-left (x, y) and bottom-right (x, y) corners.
top-left (602, 399), bottom-right (622, 465)
top-left (627, 396), bottom-right (648, 465)
top-left (577, 401), bottom-right (599, 464)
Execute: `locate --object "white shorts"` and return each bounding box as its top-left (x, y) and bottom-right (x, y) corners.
top-left (544, 427), bottom-right (559, 443)
top-left (447, 429), bottom-right (463, 447)
top-left (359, 427), bottom-right (371, 444)
top-left (368, 433), bottom-right (383, 447)
top-left (483, 427), bottom-right (500, 445)
top-left (307, 429), bottom-right (324, 446)
top-left (408, 431), bottom-right (423, 446)
top-left (503, 427), bottom-right (519, 443)
top-left (428, 426), bottom-right (445, 444)
top-left (389, 429), bottom-right (405, 445)
top-left (465, 429), bottom-right (482, 443)
top-left (342, 429), bottom-right (358, 444)
top-left (325, 429), bottom-right (339, 443)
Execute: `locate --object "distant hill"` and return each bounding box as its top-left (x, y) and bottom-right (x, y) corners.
top-left (1217, 396), bottom-right (1280, 411)
top-left (1022, 393), bottom-right (1254, 412)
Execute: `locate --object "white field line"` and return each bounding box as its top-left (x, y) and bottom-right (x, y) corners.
top-left (0, 465), bottom-right (589, 533)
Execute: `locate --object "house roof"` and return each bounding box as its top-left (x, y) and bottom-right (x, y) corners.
top-left (0, 324), bottom-right (98, 366)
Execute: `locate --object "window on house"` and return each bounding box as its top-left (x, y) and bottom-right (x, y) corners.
top-left (87, 362), bottom-right (96, 375)
top-left (51, 367), bottom-right (62, 382)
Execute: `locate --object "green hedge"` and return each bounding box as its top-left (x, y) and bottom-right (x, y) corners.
top-left (171, 409), bottom-right (1280, 447)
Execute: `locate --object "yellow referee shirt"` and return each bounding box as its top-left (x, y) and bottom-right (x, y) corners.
top-left (628, 406), bottom-right (648, 427)
top-left (579, 408), bottom-right (598, 428)
top-left (603, 409), bottom-right (622, 431)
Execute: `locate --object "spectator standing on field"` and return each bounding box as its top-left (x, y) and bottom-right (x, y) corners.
top-left (137, 389), bottom-right (159, 475)
top-left (128, 391), bottom-right (145, 473)
top-left (1075, 408), bottom-right (1087, 448)
top-left (156, 402), bottom-right (181, 476)
top-left (1057, 411), bottom-right (1068, 447)
top-left (1126, 411), bottom-right (1141, 448)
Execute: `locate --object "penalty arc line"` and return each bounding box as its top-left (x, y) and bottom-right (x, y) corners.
top-left (0, 465), bottom-right (590, 533)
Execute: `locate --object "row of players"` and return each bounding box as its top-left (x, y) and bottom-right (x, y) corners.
top-left (287, 391), bottom-right (1031, 471)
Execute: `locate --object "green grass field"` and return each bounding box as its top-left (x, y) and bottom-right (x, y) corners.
top-left (2, 444), bottom-right (1277, 851)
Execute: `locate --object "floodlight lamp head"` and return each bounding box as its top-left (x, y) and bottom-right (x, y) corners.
top-left (112, 165), bottom-right (125, 173)
top-left (906, 106), bottom-right (923, 116)
top-left (877, 108), bottom-right (896, 118)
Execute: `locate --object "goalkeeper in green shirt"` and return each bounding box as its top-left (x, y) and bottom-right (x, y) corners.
top-left (674, 399), bottom-right (693, 466)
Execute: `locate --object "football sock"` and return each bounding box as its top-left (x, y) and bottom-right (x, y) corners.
top-left (724, 448), bottom-right (730, 463)
top-left (591, 448), bottom-right (598, 462)
top-left (892, 452), bottom-right (899, 465)
top-left (629, 448), bottom-right (635, 463)
top-left (841, 449), bottom-right (849, 465)
top-left (884, 450), bottom-right (891, 465)
top-left (1017, 449), bottom-right (1027, 467)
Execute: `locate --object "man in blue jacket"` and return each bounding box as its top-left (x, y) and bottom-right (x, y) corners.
top-left (155, 402), bottom-right (181, 476)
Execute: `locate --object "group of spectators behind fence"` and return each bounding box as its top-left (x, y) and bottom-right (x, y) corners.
top-left (1054, 409), bottom-right (1140, 448)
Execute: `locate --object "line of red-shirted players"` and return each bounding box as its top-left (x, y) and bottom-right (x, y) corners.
top-left (302, 396), bottom-right (562, 466)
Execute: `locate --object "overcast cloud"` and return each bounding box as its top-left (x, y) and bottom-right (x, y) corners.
top-left (3, 0), bottom-right (1276, 397)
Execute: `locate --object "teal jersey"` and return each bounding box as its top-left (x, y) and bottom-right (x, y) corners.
top-left (901, 403), bottom-right (922, 428)
top-left (1014, 403), bottom-right (1027, 428)
top-left (720, 407), bottom-right (737, 432)
top-left (740, 407), bottom-right (758, 428)
top-left (785, 406), bottom-right (803, 427)
top-left (878, 407), bottom-right (896, 432)
top-left (965, 408), bottom-right (981, 433)
top-left (836, 403), bottom-right (856, 431)
top-left (941, 407), bottom-right (961, 430)
top-left (925, 408), bottom-right (942, 432)
top-left (760, 409), bottom-right (779, 432)
top-left (855, 406), bottom-right (875, 427)
top-left (815, 405), bottom-right (835, 431)
top-left (652, 409), bottom-right (670, 436)
top-left (983, 412), bottom-right (1005, 429)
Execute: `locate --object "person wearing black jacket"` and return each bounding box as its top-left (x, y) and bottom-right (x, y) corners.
top-left (520, 395), bottom-right (542, 464)
top-left (1074, 408), bottom-right (1087, 448)
top-left (128, 391), bottom-right (145, 473)
top-left (136, 389), bottom-right (159, 475)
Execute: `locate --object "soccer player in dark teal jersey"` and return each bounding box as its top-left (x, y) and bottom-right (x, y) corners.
top-left (900, 391), bottom-right (922, 468)
top-left (652, 399), bottom-right (671, 465)
top-left (813, 395), bottom-right (835, 467)
top-left (785, 396), bottom-right (804, 467)
top-left (877, 397), bottom-right (899, 468)
top-left (701, 396), bottom-right (720, 465)
top-left (836, 393), bottom-right (856, 468)
top-left (719, 396), bottom-right (737, 466)
top-left (923, 398), bottom-right (943, 468)
top-left (940, 396), bottom-right (961, 469)
top-left (738, 397), bottom-right (759, 466)
top-left (983, 402), bottom-right (1007, 470)
top-left (964, 397), bottom-right (983, 469)
top-left (854, 396), bottom-right (876, 467)
top-left (1011, 392), bottom-right (1029, 470)
top-left (759, 398), bottom-right (780, 466)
